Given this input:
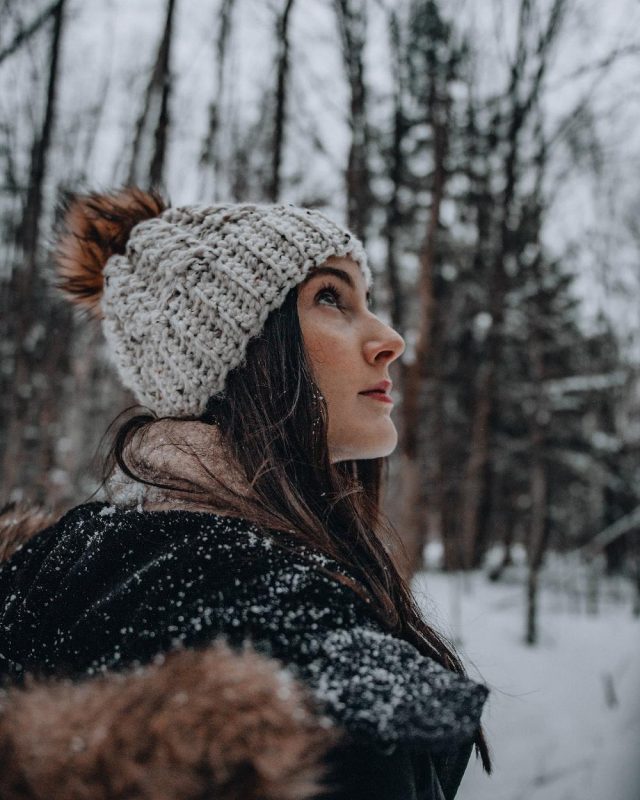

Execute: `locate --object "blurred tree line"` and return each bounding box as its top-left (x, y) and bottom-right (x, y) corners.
top-left (1, 0), bottom-right (639, 640)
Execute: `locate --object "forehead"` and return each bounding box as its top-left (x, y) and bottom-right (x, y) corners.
top-left (323, 255), bottom-right (361, 273)
top-left (302, 256), bottom-right (371, 300)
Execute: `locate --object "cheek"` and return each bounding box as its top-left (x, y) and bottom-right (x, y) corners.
top-left (304, 323), bottom-right (352, 370)
top-left (304, 335), bottom-right (330, 366)
top-left (304, 326), bottom-right (357, 401)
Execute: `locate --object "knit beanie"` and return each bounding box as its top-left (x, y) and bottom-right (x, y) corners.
top-left (54, 188), bottom-right (372, 417)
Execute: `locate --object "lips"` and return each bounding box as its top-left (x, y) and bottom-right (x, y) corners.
top-left (359, 380), bottom-right (394, 404)
top-left (360, 379), bottom-right (392, 395)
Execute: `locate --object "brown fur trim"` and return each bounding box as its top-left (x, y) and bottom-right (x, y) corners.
top-left (0, 640), bottom-right (345, 800)
top-left (0, 501), bottom-right (59, 563)
top-left (53, 187), bottom-right (167, 319)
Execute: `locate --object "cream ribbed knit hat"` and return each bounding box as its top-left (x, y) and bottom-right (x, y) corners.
top-left (54, 189), bottom-right (372, 417)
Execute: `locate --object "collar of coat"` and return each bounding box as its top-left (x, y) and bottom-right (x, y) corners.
top-left (0, 501), bottom-right (489, 800)
top-left (102, 417), bottom-right (294, 532)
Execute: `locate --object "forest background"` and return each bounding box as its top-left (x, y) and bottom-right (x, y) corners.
top-left (1, 0), bottom-right (639, 685)
top-left (2, 1), bottom-right (640, 797)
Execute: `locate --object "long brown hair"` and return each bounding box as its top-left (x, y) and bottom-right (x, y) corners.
top-left (100, 283), bottom-right (492, 773)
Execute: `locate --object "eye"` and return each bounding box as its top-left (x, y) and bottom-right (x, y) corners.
top-left (315, 282), bottom-right (344, 309)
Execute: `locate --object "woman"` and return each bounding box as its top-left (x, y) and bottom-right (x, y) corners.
top-left (0, 188), bottom-right (492, 799)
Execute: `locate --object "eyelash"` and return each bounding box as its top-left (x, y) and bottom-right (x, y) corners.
top-left (315, 282), bottom-right (344, 309)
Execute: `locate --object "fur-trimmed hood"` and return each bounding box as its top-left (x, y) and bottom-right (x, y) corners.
top-left (0, 637), bottom-right (340, 800)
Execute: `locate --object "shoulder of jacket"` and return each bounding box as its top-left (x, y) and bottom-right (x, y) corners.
top-left (48, 502), bottom-right (369, 617)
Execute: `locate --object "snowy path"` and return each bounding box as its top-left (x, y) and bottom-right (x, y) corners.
top-left (412, 562), bottom-right (640, 800)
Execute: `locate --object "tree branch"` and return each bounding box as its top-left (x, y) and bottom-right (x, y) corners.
top-left (0, 1), bottom-right (61, 66)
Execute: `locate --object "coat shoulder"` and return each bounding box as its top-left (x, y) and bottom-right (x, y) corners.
top-left (0, 501), bottom-right (488, 798)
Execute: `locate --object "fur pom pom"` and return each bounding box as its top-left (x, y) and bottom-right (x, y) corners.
top-left (53, 187), bottom-right (167, 319)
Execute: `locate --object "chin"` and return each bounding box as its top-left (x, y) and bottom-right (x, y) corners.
top-left (331, 424), bottom-right (398, 462)
top-left (373, 435), bottom-right (398, 459)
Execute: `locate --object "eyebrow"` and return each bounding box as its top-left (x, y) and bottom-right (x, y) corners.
top-left (303, 266), bottom-right (372, 305)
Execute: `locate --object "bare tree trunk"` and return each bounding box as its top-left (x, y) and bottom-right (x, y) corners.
top-left (423, 326), bottom-right (447, 566)
top-left (459, 359), bottom-right (495, 571)
top-left (268, 0), bottom-right (295, 202)
top-left (334, 0), bottom-right (371, 243)
top-left (487, 470), bottom-right (516, 581)
top-left (525, 415), bottom-right (549, 644)
top-left (200, 0), bottom-right (236, 199)
top-left (1, 0), bottom-right (67, 504)
top-left (441, 485), bottom-right (461, 572)
top-left (15, 1), bottom-right (65, 283)
top-left (127, 0), bottom-right (177, 189)
top-left (384, 10), bottom-right (408, 333)
top-left (397, 80), bottom-right (449, 582)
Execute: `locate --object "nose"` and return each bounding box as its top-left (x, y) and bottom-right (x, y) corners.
top-left (364, 319), bottom-right (406, 365)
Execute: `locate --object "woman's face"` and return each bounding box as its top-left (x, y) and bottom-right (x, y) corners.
top-left (297, 256), bottom-right (406, 463)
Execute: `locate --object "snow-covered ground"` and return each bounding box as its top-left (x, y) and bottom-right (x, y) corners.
top-left (412, 551), bottom-right (640, 800)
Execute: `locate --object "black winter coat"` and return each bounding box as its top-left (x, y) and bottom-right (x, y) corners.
top-left (0, 502), bottom-right (489, 799)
